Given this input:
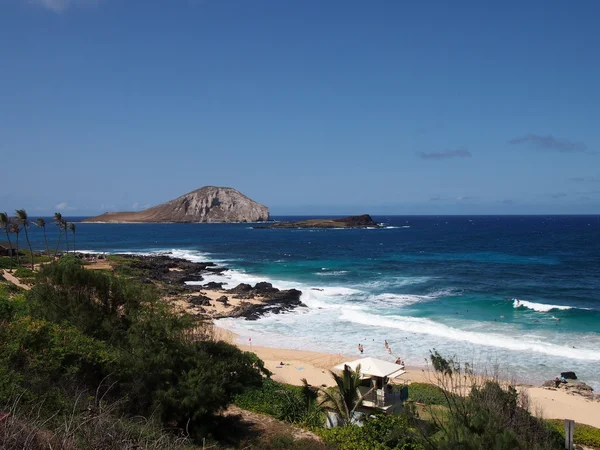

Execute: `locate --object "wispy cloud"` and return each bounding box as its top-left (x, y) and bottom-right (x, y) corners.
top-left (547, 193), bottom-right (567, 199)
top-left (55, 202), bottom-right (77, 211)
top-left (30, 0), bottom-right (100, 13)
top-left (570, 176), bottom-right (600, 183)
top-left (498, 199), bottom-right (515, 205)
top-left (508, 134), bottom-right (593, 154)
top-left (417, 146), bottom-right (472, 160)
top-left (429, 195), bottom-right (442, 201)
top-left (132, 202), bottom-right (140, 210)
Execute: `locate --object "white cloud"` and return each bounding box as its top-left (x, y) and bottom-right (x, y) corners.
top-left (30, 0), bottom-right (101, 13)
top-left (132, 202), bottom-right (140, 210)
top-left (55, 202), bottom-right (77, 211)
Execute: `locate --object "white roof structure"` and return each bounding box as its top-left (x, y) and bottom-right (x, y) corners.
top-left (334, 357), bottom-right (406, 379)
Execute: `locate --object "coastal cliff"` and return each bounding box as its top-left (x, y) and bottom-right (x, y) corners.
top-left (259, 214), bottom-right (381, 229)
top-left (83, 186), bottom-right (269, 223)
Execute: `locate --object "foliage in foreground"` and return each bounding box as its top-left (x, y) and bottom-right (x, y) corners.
top-left (317, 414), bottom-right (424, 450)
top-left (421, 350), bottom-right (564, 450)
top-left (233, 378), bottom-right (324, 428)
top-left (406, 383), bottom-right (449, 407)
top-left (0, 256), bottom-right (267, 445)
top-left (547, 419), bottom-right (600, 449)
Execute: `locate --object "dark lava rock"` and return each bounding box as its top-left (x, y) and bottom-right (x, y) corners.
top-left (561, 371), bottom-right (577, 380)
top-left (233, 293), bottom-right (256, 300)
top-left (189, 295), bottom-right (211, 306)
top-left (216, 296), bottom-right (229, 304)
top-left (228, 283), bottom-right (253, 294)
top-left (203, 281), bottom-right (224, 290)
top-left (254, 282), bottom-right (278, 294)
top-left (225, 288), bottom-right (305, 321)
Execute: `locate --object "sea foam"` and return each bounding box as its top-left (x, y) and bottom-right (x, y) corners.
top-left (514, 299), bottom-right (573, 312)
top-left (339, 310), bottom-right (600, 361)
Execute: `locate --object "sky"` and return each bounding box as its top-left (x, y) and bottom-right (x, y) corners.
top-left (1, 0), bottom-right (599, 216)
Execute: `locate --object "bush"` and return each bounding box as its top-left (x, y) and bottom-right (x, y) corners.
top-left (547, 419), bottom-right (600, 448)
top-left (317, 417), bottom-right (425, 450)
top-left (13, 267), bottom-right (35, 278)
top-left (407, 383), bottom-right (449, 407)
top-left (0, 256), bottom-right (268, 443)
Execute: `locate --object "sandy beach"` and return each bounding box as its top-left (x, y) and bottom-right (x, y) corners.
top-left (215, 325), bottom-right (600, 428)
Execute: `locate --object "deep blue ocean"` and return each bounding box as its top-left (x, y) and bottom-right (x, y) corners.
top-left (20, 215), bottom-right (600, 388)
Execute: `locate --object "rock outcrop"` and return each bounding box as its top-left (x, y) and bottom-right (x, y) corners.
top-left (259, 214), bottom-right (382, 229)
top-left (83, 186), bottom-right (269, 223)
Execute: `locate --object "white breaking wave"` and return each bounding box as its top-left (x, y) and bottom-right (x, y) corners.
top-left (315, 270), bottom-right (350, 276)
top-left (340, 310), bottom-right (600, 361)
top-left (513, 299), bottom-right (572, 312)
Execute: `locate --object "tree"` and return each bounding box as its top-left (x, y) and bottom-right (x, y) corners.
top-left (0, 212), bottom-right (14, 272)
top-left (9, 221), bottom-right (21, 267)
top-left (53, 213), bottom-right (63, 258)
top-left (35, 218), bottom-right (50, 259)
top-left (318, 364), bottom-right (373, 426)
top-left (15, 209), bottom-right (34, 270)
top-left (62, 219), bottom-right (69, 253)
top-left (68, 223), bottom-right (76, 253)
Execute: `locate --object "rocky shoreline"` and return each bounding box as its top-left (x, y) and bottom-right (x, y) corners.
top-left (91, 253), bottom-right (306, 321)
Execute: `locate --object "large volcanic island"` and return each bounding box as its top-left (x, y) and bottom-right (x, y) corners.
top-left (83, 186), bottom-right (269, 223)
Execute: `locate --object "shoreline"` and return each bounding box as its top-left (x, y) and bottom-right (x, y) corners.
top-left (214, 325), bottom-right (600, 428)
top-left (75, 253), bottom-right (600, 428)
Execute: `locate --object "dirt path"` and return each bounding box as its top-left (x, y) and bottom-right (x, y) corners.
top-left (223, 405), bottom-right (321, 442)
top-left (1, 270), bottom-right (31, 290)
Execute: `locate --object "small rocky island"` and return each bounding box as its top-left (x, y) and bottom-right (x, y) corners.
top-left (258, 214), bottom-right (382, 229)
top-left (83, 186), bottom-right (269, 223)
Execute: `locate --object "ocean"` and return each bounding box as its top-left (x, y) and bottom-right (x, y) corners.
top-left (20, 215), bottom-right (600, 389)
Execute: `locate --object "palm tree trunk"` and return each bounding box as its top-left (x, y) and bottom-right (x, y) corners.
top-left (15, 233), bottom-right (20, 266)
top-left (72, 234), bottom-right (76, 253)
top-left (3, 229), bottom-right (13, 272)
top-left (54, 230), bottom-right (62, 259)
top-left (23, 227), bottom-right (34, 270)
top-left (64, 227), bottom-right (69, 253)
top-left (43, 229), bottom-right (50, 259)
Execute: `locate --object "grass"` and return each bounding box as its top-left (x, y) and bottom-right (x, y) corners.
top-left (407, 382), bottom-right (449, 407)
top-left (547, 419), bottom-right (600, 449)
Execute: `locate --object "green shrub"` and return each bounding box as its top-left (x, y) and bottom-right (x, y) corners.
top-left (14, 267), bottom-right (35, 278)
top-left (547, 419), bottom-right (600, 448)
top-left (316, 415), bottom-right (424, 450)
top-left (407, 383), bottom-right (449, 407)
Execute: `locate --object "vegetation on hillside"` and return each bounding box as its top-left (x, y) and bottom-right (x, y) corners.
top-left (0, 255), bottom-right (268, 448)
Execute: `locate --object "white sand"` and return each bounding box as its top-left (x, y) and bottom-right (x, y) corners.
top-left (215, 326), bottom-right (600, 428)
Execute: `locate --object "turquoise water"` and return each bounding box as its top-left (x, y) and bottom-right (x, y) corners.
top-left (24, 215), bottom-right (600, 388)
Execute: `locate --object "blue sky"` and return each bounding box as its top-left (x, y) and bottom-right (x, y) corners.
top-left (1, 0), bottom-right (599, 215)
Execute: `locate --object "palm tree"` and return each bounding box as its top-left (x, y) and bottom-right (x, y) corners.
top-left (0, 212), bottom-right (13, 272)
top-left (62, 219), bottom-right (69, 253)
top-left (317, 364), bottom-right (373, 426)
top-left (53, 213), bottom-right (63, 258)
top-left (35, 218), bottom-right (50, 259)
top-left (10, 221), bottom-right (21, 267)
top-left (15, 209), bottom-right (34, 270)
top-left (68, 223), bottom-right (76, 253)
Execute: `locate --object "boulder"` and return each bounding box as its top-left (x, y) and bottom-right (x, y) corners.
top-left (203, 281), bottom-right (224, 290)
top-left (228, 283), bottom-right (253, 294)
top-left (189, 295), bottom-right (211, 307)
top-left (560, 371), bottom-right (577, 380)
top-left (254, 282), bottom-right (278, 294)
top-left (216, 296), bottom-right (230, 304)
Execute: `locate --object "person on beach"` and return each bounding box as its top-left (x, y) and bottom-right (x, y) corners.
top-left (384, 340), bottom-right (389, 350)
top-left (387, 347), bottom-right (392, 354)
top-left (358, 344), bottom-right (364, 354)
